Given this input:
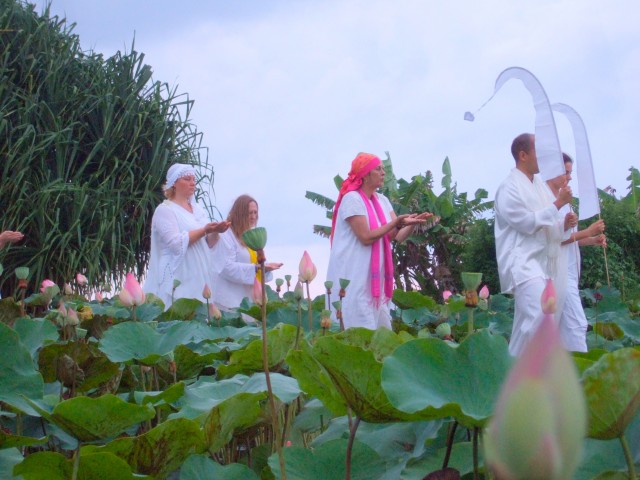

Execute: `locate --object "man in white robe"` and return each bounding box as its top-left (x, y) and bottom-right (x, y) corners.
top-left (494, 133), bottom-right (573, 356)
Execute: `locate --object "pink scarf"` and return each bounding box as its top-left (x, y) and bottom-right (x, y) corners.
top-left (331, 152), bottom-right (394, 305)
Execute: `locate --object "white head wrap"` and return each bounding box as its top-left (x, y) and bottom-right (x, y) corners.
top-left (165, 163), bottom-right (196, 190)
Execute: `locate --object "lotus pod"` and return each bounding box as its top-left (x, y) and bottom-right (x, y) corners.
top-left (461, 272), bottom-right (482, 291)
top-left (339, 278), bottom-right (351, 289)
top-left (242, 227), bottom-right (267, 251)
top-left (14, 266), bottom-right (29, 280)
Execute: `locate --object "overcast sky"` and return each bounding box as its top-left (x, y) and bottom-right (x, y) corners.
top-left (39, 0), bottom-right (639, 295)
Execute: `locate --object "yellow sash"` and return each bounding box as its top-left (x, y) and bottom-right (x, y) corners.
top-left (248, 248), bottom-right (262, 282)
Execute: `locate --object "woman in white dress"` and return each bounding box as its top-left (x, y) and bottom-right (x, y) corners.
top-left (326, 153), bottom-right (432, 330)
top-left (144, 164), bottom-right (230, 309)
top-left (212, 194), bottom-right (282, 310)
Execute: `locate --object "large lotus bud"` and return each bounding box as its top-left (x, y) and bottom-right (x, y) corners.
top-left (202, 283), bottom-right (212, 300)
top-left (252, 278), bottom-right (265, 306)
top-left (76, 273), bottom-right (88, 286)
top-left (298, 251), bottom-right (317, 283)
top-left (242, 227), bottom-right (267, 251)
top-left (484, 284), bottom-right (586, 480)
top-left (65, 307), bottom-right (80, 327)
top-left (293, 281), bottom-right (304, 302)
top-left (119, 273), bottom-right (145, 307)
top-left (442, 290), bottom-right (452, 302)
top-left (208, 302), bottom-right (222, 320)
top-left (479, 285), bottom-right (490, 300)
top-left (40, 279), bottom-right (56, 293)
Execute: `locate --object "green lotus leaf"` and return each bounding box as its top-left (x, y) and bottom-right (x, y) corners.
top-left (82, 418), bottom-right (204, 478)
top-left (582, 347), bottom-right (640, 439)
top-left (0, 297), bottom-right (23, 328)
top-left (13, 451), bottom-right (144, 479)
top-left (268, 438), bottom-right (386, 480)
top-left (25, 394), bottom-right (155, 442)
top-left (0, 322), bottom-right (44, 414)
top-left (400, 441), bottom-right (476, 479)
top-left (203, 391), bottom-right (267, 452)
top-left (174, 343), bottom-right (226, 380)
top-left (291, 398), bottom-right (336, 436)
top-left (161, 298), bottom-right (203, 321)
top-left (133, 381), bottom-right (186, 407)
top-left (180, 454), bottom-right (259, 480)
top-left (13, 317), bottom-right (58, 360)
top-left (392, 290), bottom-right (436, 310)
top-left (286, 341), bottom-right (348, 416)
top-left (381, 330), bottom-right (512, 428)
top-left (38, 341), bottom-right (120, 393)
top-left (573, 349), bottom-right (609, 375)
top-left (307, 327), bottom-right (421, 423)
top-left (594, 321), bottom-right (625, 340)
top-left (216, 323), bottom-right (298, 378)
top-left (0, 448), bottom-right (23, 479)
top-left (242, 227), bottom-right (267, 251)
top-left (0, 430), bottom-right (47, 450)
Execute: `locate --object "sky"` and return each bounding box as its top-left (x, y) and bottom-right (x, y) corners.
top-left (38, 0), bottom-right (639, 295)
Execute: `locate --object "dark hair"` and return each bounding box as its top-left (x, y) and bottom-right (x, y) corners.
top-left (562, 153), bottom-right (574, 164)
top-left (227, 194), bottom-right (258, 240)
top-left (511, 133), bottom-right (534, 162)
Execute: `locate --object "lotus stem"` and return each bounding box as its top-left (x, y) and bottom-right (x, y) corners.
top-left (72, 445), bottom-right (80, 480)
top-left (467, 308), bottom-right (474, 336)
top-left (305, 281), bottom-right (313, 334)
top-left (473, 427), bottom-right (480, 480)
top-left (620, 434), bottom-right (636, 480)
top-left (259, 264), bottom-right (287, 479)
top-left (345, 416), bottom-right (361, 480)
top-left (442, 420), bottom-right (458, 469)
top-left (295, 300), bottom-right (302, 350)
top-left (205, 299), bottom-right (210, 324)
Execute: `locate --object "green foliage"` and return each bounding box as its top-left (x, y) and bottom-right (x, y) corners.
top-left (0, 0), bottom-right (214, 296)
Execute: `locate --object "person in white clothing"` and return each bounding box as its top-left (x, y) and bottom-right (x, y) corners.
top-left (326, 152), bottom-right (432, 330)
top-left (494, 134), bottom-right (575, 356)
top-left (212, 194), bottom-right (282, 310)
top-left (546, 154), bottom-right (606, 352)
top-left (144, 164), bottom-right (230, 309)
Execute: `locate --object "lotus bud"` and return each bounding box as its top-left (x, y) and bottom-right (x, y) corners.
top-left (298, 250), bottom-right (317, 283)
top-left (64, 283), bottom-right (73, 295)
top-left (65, 307), bottom-right (80, 327)
top-left (324, 280), bottom-right (333, 294)
top-left (252, 277), bottom-right (265, 306)
top-left (58, 302), bottom-right (68, 317)
top-left (320, 310), bottom-right (332, 329)
top-left (242, 227), bottom-right (267, 251)
top-left (76, 273), bottom-right (88, 286)
top-left (479, 285), bottom-right (490, 300)
top-left (40, 279), bottom-right (56, 293)
top-left (442, 290), bottom-right (452, 301)
top-left (208, 302), bottom-right (222, 320)
top-left (293, 281), bottom-right (304, 302)
top-left (484, 286), bottom-right (586, 480)
top-left (435, 322), bottom-right (452, 339)
top-left (95, 292), bottom-right (104, 302)
top-left (119, 273), bottom-right (145, 307)
top-left (202, 283), bottom-right (212, 300)
top-left (541, 279), bottom-right (556, 315)
top-left (172, 278), bottom-right (181, 290)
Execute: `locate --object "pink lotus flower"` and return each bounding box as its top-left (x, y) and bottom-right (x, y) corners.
top-left (442, 290), bottom-right (452, 301)
top-left (202, 283), bottom-right (212, 300)
top-left (252, 277), bottom-right (265, 306)
top-left (119, 273), bottom-right (145, 307)
top-left (76, 273), bottom-right (88, 286)
top-left (40, 279), bottom-right (56, 293)
top-left (479, 285), bottom-right (490, 300)
top-left (298, 250), bottom-right (317, 283)
top-left (484, 279), bottom-right (586, 480)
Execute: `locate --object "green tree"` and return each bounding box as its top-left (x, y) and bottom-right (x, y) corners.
top-left (0, 1), bottom-right (214, 296)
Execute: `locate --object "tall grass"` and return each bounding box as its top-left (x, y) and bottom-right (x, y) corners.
top-left (0, 0), bottom-right (215, 295)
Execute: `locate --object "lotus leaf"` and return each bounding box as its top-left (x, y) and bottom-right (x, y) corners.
top-left (0, 322), bottom-right (44, 414)
top-left (400, 441), bottom-right (476, 479)
top-left (38, 341), bottom-right (120, 393)
top-left (0, 297), bottom-right (22, 327)
top-left (0, 430), bottom-right (47, 450)
top-left (25, 394), bottom-right (155, 442)
top-left (203, 391), bottom-right (267, 452)
top-left (133, 382), bottom-right (186, 407)
top-left (268, 438), bottom-right (386, 480)
top-left (594, 321), bottom-right (625, 340)
top-left (0, 448), bottom-right (23, 479)
top-left (180, 454), bottom-right (259, 480)
top-left (82, 418), bottom-right (204, 478)
top-left (304, 327), bottom-right (423, 423)
top-left (392, 290), bottom-right (436, 310)
top-left (13, 317), bottom-right (58, 360)
top-left (216, 323), bottom-right (298, 378)
top-left (161, 298), bottom-right (203, 321)
top-left (382, 330), bottom-right (512, 428)
top-left (13, 451), bottom-right (143, 479)
top-left (582, 347), bottom-right (640, 439)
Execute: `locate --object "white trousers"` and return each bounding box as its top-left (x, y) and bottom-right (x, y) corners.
top-left (510, 277), bottom-right (547, 356)
top-left (559, 270), bottom-right (588, 352)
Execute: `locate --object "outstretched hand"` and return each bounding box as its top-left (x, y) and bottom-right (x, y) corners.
top-left (397, 212), bottom-right (434, 227)
top-left (0, 230), bottom-right (24, 248)
top-left (205, 221), bottom-right (231, 234)
top-left (265, 262), bottom-right (283, 272)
